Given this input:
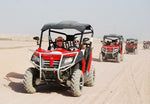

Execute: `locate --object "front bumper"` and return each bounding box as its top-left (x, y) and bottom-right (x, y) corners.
top-left (102, 52), bottom-right (118, 59)
top-left (125, 47), bottom-right (136, 52)
top-left (29, 49), bottom-right (78, 82)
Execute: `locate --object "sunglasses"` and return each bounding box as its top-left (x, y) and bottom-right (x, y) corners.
top-left (56, 40), bottom-right (63, 42)
top-left (75, 40), bottom-right (79, 43)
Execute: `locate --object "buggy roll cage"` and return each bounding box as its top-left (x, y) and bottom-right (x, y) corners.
top-left (103, 34), bottom-right (124, 44)
top-left (102, 34), bottom-right (124, 50)
top-left (126, 39), bottom-right (138, 41)
top-left (103, 34), bottom-right (123, 40)
top-left (126, 39), bottom-right (138, 44)
top-left (38, 21), bottom-right (94, 50)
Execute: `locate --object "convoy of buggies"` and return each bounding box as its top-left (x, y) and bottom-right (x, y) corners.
top-left (23, 20), bottom-right (149, 97)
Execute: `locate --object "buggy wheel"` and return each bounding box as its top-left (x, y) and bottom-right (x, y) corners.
top-left (71, 69), bottom-right (84, 97)
top-left (23, 67), bottom-right (39, 93)
top-left (120, 54), bottom-right (123, 61)
top-left (134, 49), bottom-right (138, 54)
top-left (84, 65), bottom-right (95, 87)
top-left (124, 50), bottom-right (127, 54)
top-left (126, 51), bottom-right (128, 54)
top-left (99, 53), bottom-right (103, 62)
top-left (116, 53), bottom-right (121, 63)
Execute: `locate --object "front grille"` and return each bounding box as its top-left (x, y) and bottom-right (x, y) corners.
top-left (42, 59), bottom-right (60, 68)
top-left (43, 71), bottom-right (58, 81)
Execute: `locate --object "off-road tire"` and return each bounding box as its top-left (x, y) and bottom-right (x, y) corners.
top-left (99, 53), bottom-right (103, 62)
top-left (23, 67), bottom-right (38, 93)
top-left (116, 53), bottom-right (121, 63)
top-left (71, 69), bottom-right (84, 97)
top-left (84, 65), bottom-right (95, 87)
top-left (125, 49), bottom-right (128, 54)
top-left (120, 54), bottom-right (123, 61)
top-left (134, 49), bottom-right (138, 54)
top-left (124, 50), bottom-right (127, 54)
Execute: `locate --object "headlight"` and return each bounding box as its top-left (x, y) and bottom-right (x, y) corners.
top-left (102, 48), bottom-right (106, 52)
top-left (113, 48), bottom-right (118, 52)
top-left (31, 55), bottom-right (40, 65)
top-left (61, 57), bottom-right (74, 66)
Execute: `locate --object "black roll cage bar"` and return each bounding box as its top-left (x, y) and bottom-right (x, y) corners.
top-left (102, 35), bottom-right (124, 49)
top-left (39, 27), bottom-right (94, 50)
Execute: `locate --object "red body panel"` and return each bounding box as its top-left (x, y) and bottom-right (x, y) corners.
top-left (102, 45), bottom-right (122, 54)
top-left (126, 44), bottom-right (137, 49)
top-left (102, 45), bottom-right (118, 51)
top-left (87, 53), bottom-right (92, 72)
top-left (82, 59), bottom-right (85, 74)
top-left (34, 48), bottom-right (80, 67)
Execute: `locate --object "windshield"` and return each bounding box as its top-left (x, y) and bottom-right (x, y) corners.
top-left (103, 37), bottom-right (120, 46)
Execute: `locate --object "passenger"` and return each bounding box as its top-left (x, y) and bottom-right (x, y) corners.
top-left (74, 37), bottom-right (86, 49)
top-left (74, 37), bottom-right (86, 55)
top-left (74, 37), bottom-right (80, 48)
top-left (106, 41), bottom-right (110, 45)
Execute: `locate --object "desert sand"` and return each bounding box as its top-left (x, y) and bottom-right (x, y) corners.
top-left (0, 37), bottom-right (150, 104)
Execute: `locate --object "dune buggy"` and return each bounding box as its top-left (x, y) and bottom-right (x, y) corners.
top-left (143, 41), bottom-right (150, 49)
top-left (125, 38), bottom-right (138, 54)
top-left (23, 21), bottom-right (95, 97)
top-left (99, 34), bottom-right (124, 63)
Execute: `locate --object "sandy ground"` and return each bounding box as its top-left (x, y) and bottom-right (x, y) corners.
top-left (0, 38), bottom-right (150, 104)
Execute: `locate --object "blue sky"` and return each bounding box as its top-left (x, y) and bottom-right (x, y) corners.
top-left (0, 0), bottom-right (150, 40)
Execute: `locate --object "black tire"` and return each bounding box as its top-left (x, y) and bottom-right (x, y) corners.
top-left (84, 65), bottom-right (95, 87)
top-left (134, 49), bottom-right (138, 54)
top-left (120, 54), bottom-right (123, 61)
top-left (124, 50), bottom-right (127, 54)
top-left (99, 53), bottom-right (103, 62)
top-left (71, 69), bottom-right (84, 97)
top-left (23, 67), bottom-right (38, 93)
top-left (116, 53), bottom-right (121, 63)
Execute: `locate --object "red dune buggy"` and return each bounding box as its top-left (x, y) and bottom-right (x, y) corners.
top-left (125, 39), bottom-right (138, 54)
top-left (23, 21), bottom-right (95, 97)
top-left (99, 34), bottom-right (124, 63)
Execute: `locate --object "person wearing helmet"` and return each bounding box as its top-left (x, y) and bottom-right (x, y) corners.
top-left (49, 36), bottom-right (64, 50)
top-left (55, 36), bottom-right (64, 48)
top-left (114, 39), bottom-right (119, 46)
top-left (74, 37), bottom-right (86, 49)
top-left (74, 37), bottom-right (80, 48)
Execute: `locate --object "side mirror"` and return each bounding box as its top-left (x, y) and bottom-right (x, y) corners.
top-left (33, 36), bottom-right (39, 40)
top-left (101, 40), bottom-right (104, 44)
top-left (33, 36), bottom-right (39, 45)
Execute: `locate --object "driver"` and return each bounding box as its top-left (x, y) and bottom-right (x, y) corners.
top-left (115, 40), bottom-right (119, 46)
top-left (55, 36), bottom-right (64, 49)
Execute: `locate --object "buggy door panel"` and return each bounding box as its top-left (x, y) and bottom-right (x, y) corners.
top-left (85, 47), bottom-right (92, 72)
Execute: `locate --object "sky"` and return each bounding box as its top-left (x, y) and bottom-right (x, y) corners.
top-left (0, 0), bottom-right (150, 40)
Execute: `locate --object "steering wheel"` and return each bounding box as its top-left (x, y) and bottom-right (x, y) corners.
top-left (83, 38), bottom-right (90, 42)
top-left (83, 38), bottom-right (90, 45)
top-left (67, 46), bottom-right (78, 51)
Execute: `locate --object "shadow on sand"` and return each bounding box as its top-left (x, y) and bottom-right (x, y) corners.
top-left (5, 72), bottom-right (72, 96)
top-left (92, 57), bottom-right (119, 63)
top-left (92, 58), bottom-right (100, 62)
top-left (5, 72), bottom-right (26, 93)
